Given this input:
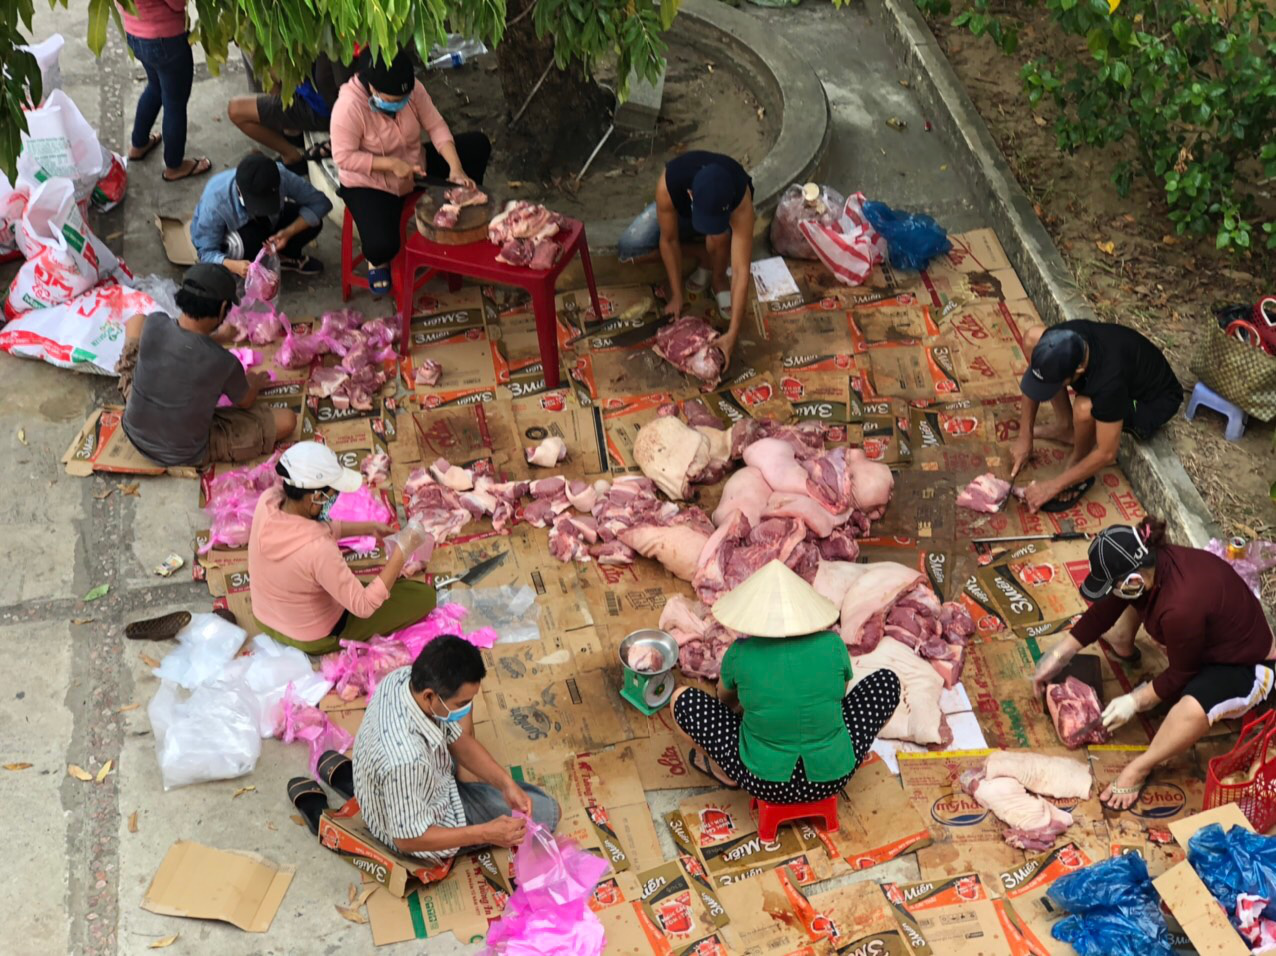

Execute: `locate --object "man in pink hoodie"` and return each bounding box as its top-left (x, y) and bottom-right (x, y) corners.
top-left (330, 48), bottom-right (490, 296)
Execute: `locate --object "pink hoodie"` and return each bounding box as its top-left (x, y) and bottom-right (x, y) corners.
top-left (330, 77), bottom-right (454, 196)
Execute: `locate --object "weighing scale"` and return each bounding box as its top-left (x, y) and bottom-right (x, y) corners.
top-left (618, 628), bottom-right (680, 715)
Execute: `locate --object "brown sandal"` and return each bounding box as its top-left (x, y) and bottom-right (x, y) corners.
top-left (163, 156), bottom-right (212, 182)
top-left (128, 133), bottom-right (162, 161)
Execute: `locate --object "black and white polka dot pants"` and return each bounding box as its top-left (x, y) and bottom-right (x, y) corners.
top-left (672, 668), bottom-right (902, 804)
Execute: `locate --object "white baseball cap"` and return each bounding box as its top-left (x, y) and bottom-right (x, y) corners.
top-left (278, 441), bottom-right (363, 493)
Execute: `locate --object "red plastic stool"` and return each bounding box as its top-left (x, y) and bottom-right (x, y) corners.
top-left (340, 190), bottom-right (438, 308)
top-left (751, 795), bottom-right (840, 842)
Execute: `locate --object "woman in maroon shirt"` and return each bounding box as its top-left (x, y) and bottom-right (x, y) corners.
top-left (1033, 517), bottom-right (1275, 810)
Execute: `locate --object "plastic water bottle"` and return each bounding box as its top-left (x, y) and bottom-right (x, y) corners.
top-left (427, 35), bottom-right (487, 69)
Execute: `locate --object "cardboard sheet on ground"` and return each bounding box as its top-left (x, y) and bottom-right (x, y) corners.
top-left (155, 214), bottom-right (197, 265)
top-left (763, 305), bottom-right (855, 364)
top-left (597, 856), bottom-right (732, 955)
top-left (974, 541), bottom-right (1088, 632)
top-left (63, 406), bottom-right (198, 478)
top-left (406, 327), bottom-right (497, 407)
top-left (820, 756), bottom-right (933, 871)
top-left (996, 842), bottom-right (1096, 956)
top-left (867, 468), bottom-right (956, 543)
top-left (807, 879), bottom-right (925, 955)
top-left (1091, 745), bottom-right (1204, 875)
top-left (507, 391), bottom-right (609, 481)
top-left (141, 840), bottom-right (295, 932)
top-left (365, 848), bottom-right (515, 946)
top-left (936, 300), bottom-right (1031, 353)
top-left (757, 259), bottom-right (903, 316)
top-left (847, 303), bottom-right (940, 352)
top-left (957, 466), bottom-right (1145, 541)
top-left (782, 370), bottom-right (862, 424)
top-left (883, 871), bottom-right (1045, 956)
top-left (868, 344), bottom-right (962, 401)
top-left (714, 866), bottom-right (832, 954)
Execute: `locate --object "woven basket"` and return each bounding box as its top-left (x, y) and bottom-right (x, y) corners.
top-left (1190, 320), bottom-right (1276, 422)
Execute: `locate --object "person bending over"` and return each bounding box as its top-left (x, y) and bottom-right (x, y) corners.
top-left (117, 263), bottom-right (295, 467)
top-left (247, 441), bottom-right (436, 655)
top-left (353, 636), bottom-right (560, 864)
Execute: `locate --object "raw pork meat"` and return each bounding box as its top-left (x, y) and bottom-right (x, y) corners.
top-left (816, 526), bottom-right (861, 562)
top-left (360, 452), bottom-right (391, 489)
top-left (528, 240), bottom-right (559, 271)
top-left (983, 751), bottom-right (1091, 800)
top-left (956, 473), bottom-right (1012, 513)
top-left (433, 203), bottom-right (461, 228)
top-left (548, 514), bottom-right (596, 563)
top-left (803, 447), bottom-right (855, 514)
top-left (838, 562), bottom-right (925, 651)
top-left (617, 521), bottom-right (711, 582)
top-left (960, 769), bottom-right (1073, 851)
top-left (428, 458), bottom-right (474, 492)
top-left (743, 439), bottom-right (812, 495)
top-left (653, 317), bottom-right (727, 388)
top-left (403, 469), bottom-right (473, 545)
top-left (633, 416), bottom-right (710, 500)
top-left (847, 448), bottom-right (894, 519)
top-left (658, 597), bottom-right (739, 680)
top-left (659, 595), bottom-right (712, 646)
top-left (682, 399), bottom-right (725, 430)
top-left (1047, 677), bottom-right (1110, 749)
top-left (712, 467), bottom-right (773, 527)
top-left (525, 436), bottom-right (568, 468)
top-left (415, 359), bottom-right (442, 387)
top-left (763, 491), bottom-right (847, 538)
top-left (627, 644), bottom-right (665, 673)
top-left (444, 185), bottom-right (488, 207)
top-left (496, 239), bottom-right (535, 267)
top-left (692, 512), bottom-right (810, 606)
top-left (488, 200), bottom-right (564, 243)
top-left (692, 425), bottom-right (733, 485)
top-left (309, 366), bottom-right (350, 398)
top-left (730, 419), bottom-right (826, 461)
top-left (851, 637), bottom-right (945, 744)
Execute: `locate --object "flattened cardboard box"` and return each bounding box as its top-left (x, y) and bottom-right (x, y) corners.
top-left (141, 840), bottom-right (295, 932)
top-left (974, 541), bottom-right (1088, 632)
top-left (63, 406), bottom-right (198, 478)
top-left (508, 390), bottom-right (609, 481)
top-left (715, 867), bottom-right (836, 955)
top-left (555, 283), bottom-right (658, 335)
top-left (755, 259), bottom-right (902, 316)
top-left (938, 228), bottom-right (1014, 275)
top-left (572, 557), bottom-right (681, 637)
top-left (960, 641), bottom-right (1063, 750)
top-left (821, 756), bottom-right (932, 874)
top-left (588, 339), bottom-right (703, 401)
top-left (406, 326), bottom-right (498, 406)
top-left (1091, 744), bottom-right (1204, 872)
top-left (317, 800), bottom-right (454, 899)
top-left (856, 541), bottom-right (957, 601)
top-left (762, 303), bottom-right (854, 362)
top-left (781, 370), bottom-right (862, 425)
top-left (949, 342), bottom-right (1027, 400)
top-left (956, 466), bottom-right (1145, 541)
top-left (407, 286), bottom-right (489, 330)
top-left (365, 848), bottom-right (514, 946)
top-left (847, 303), bottom-right (940, 352)
top-left (867, 344), bottom-right (962, 401)
top-left (409, 404), bottom-right (501, 469)
top-left (679, 789), bottom-right (834, 888)
top-left (996, 842), bottom-right (1096, 955)
top-left (867, 469), bottom-right (955, 543)
top-left (299, 389), bottom-right (398, 441)
top-left (807, 880), bottom-right (925, 955)
top-left (598, 857), bottom-right (732, 956)
top-left (936, 300), bottom-right (1031, 353)
top-left (883, 872), bottom-right (1046, 956)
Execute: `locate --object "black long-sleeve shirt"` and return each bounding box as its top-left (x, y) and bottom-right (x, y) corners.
top-left (1072, 544), bottom-right (1273, 700)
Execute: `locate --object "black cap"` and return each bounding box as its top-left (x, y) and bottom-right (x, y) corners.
top-left (358, 48), bottom-right (415, 97)
top-left (690, 166), bottom-right (735, 236)
top-left (180, 263), bottom-right (240, 306)
top-left (235, 154), bottom-right (282, 218)
top-left (1080, 524), bottom-right (1151, 600)
top-left (1020, 326), bottom-right (1087, 402)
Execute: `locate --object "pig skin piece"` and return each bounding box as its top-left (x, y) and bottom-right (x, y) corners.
top-left (633, 416), bottom-right (711, 501)
top-left (712, 467), bottom-right (773, 527)
top-left (659, 595), bottom-right (712, 646)
top-left (617, 523), bottom-right (711, 582)
top-left (566, 479), bottom-right (610, 514)
top-left (959, 768), bottom-right (1074, 851)
top-left (803, 447), bottom-right (856, 514)
top-left (838, 562), bottom-right (926, 651)
top-left (743, 438), bottom-right (812, 496)
top-left (982, 751), bottom-right (1092, 800)
top-left (851, 637), bottom-right (946, 744)
top-left (846, 448), bottom-right (894, 519)
top-left (526, 436), bottom-right (568, 468)
top-left (627, 644), bottom-right (665, 673)
top-left (428, 457), bottom-right (474, 492)
top-left (811, 561), bottom-right (869, 609)
top-left (956, 472), bottom-right (1012, 513)
top-left (763, 491), bottom-right (849, 538)
top-left (1047, 677), bottom-right (1110, 749)
top-left (693, 425), bottom-right (733, 485)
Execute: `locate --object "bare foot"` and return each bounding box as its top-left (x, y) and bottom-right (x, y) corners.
top-left (1100, 763), bottom-right (1149, 811)
top-left (1034, 422), bottom-right (1074, 443)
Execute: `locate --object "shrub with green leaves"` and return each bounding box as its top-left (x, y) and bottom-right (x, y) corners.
top-left (919, 0), bottom-right (1276, 252)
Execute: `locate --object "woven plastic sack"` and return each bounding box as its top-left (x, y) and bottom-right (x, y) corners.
top-left (799, 192), bottom-right (887, 287)
top-left (485, 816), bottom-right (609, 956)
top-left (861, 199), bottom-right (952, 271)
top-left (770, 183), bottom-right (845, 259)
top-left (1191, 319), bottom-right (1276, 421)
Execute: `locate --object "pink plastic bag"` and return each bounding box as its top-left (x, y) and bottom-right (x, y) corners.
top-left (327, 485), bottom-right (394, 552)
top-left (223, 299), bottom-right (290, 345)
top-left (800, 191), bottom-right (887, 286)
top-left (485, 816), bottom-right (609, 956)
top-left (1206, 538), bottom-right (1276, 599)
top-left (199, 451), bottom-right (282, 553)
top-left (244, 245), bottom-right (280, 301)
top-left (278, 682), bottom-right (354, 776)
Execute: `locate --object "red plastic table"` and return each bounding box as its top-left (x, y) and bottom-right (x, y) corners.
top-left (397, 218), bottom-right (604, 389)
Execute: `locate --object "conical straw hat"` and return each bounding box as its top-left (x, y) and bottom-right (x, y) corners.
top-left (710, 560), bottom-right (839, 638)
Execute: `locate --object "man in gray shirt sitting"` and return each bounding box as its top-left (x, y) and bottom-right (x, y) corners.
top-left (117, 263), bottom-right (297, 467)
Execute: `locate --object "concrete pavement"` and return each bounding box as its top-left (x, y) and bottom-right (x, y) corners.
top-left (4, 1), bottom-right (991, 953)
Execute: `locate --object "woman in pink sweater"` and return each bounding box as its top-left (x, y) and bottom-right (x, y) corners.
top-left (330, 48), bottom-right (491, 296)
top-left (119, 0), bottom-right (210, 180)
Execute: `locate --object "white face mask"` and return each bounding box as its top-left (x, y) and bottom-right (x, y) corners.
top-left (1113, 572), bottom-right (1147, 600)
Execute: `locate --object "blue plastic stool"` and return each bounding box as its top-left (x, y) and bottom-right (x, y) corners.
top-left (1185, 381), bottom-right (1247, 441)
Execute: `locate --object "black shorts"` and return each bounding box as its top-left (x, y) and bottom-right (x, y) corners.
top-left (256, 93), bottom-right (329, 133)
top-left (1181, 663), bottom-right (1275, 724)
top-left (1124, 387), bottom-right (1183, 440)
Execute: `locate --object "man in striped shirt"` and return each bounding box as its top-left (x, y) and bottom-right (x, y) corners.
top-left (353, 636), bottom-right (559, 866)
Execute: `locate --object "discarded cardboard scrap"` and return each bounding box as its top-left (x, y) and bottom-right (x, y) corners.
top-left (63, 407), bottom-right (198, 478)
top-left (317, 799), bottom-right (454, 899)
top-left (882, 871), bottom-right (1046, 956)
top-left (141, 840), bottom-right (295, 933)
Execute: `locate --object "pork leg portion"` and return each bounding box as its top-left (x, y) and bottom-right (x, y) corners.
top-left (960, 769), bottom-right (1074, 851)
top-left (982, 751), bottom-right (1092, 800)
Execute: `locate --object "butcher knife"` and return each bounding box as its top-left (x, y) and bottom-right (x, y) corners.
top-left (971, 519), bottom-right (1086, 544)
top-left (431, 551), bottom-right (508, 589)
top-left (413, 174), bottom-right (466, 190)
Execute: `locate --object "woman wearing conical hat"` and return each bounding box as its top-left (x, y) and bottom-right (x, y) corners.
top-left (668, 561), bottom-right (902, 803)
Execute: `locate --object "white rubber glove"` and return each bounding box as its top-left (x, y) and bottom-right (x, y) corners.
top-left (1102, 693), bottom-right (1138, 731)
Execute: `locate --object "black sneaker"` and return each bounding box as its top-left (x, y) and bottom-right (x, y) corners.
top-left (280, 255), bottom-right (324, 276)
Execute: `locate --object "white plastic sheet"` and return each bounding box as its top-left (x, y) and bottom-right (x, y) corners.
top-left (151, 613), bottom-right (248, 690)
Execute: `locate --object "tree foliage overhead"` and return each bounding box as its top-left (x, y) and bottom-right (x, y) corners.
top-left (1, 0), bottom-right (682, 181)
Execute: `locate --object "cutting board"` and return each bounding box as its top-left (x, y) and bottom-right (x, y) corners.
top-left (414, 189), bottom-right (496, 245)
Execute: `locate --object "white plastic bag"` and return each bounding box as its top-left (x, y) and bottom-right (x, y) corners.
top-left (0, 175), bottom-right (25, 253)
top-left (17, 89), bottom-right (108, 200)
top-left (771, 182), bottom-right (845, 259)
top-left (152, 612), bottom-right (248, 689)
top-left (149, 678), bottom-right (262, 790)
top-left (800, 191), bottom-right (887, 286)
top-left (6, 176), bottom-right (124, 317)
top-left (20, 34), bottom-right (65, 104)
top-left (225, 635), bottom-right (331, 737)
top-left (446, 585), bottom-right (541, 644)
top-left (0, 278), bottom-right (158, 375)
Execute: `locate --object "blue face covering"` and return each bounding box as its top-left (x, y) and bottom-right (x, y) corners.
top-left (369, 94), bottom-right (409, 115)
top-left (434, 698), bottom-right (473, 723)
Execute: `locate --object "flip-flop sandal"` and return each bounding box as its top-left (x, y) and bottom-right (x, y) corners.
top-left (688, 748), bottom-right (740, 790)
top-left (128, 132), bottom-right (162, 161)
top-left (686, 266), bottom-right (711, 292)
top-left (280, 254), bottom-right (324, 276)
top-left (163, 156), bottom-right (212, 182)
top-left (317, 749), bottom-right (355, 802)
top-left (1039, 476), bottom-right (1096, 513)
top-left (1098, 637), bottom-right (1142, 665)
top-left (301, 140), bottom-right (333, 162)
top-left (288, 777), bottom-right (329, 835)
top-left (715, 289), bottom-right (732, 318)
top-left (1102, 782), bottom-right (1145, 811)
top-left (125, 610), bottom-right (190, 641)
top-left (367, 266), bottom-right (393, 297)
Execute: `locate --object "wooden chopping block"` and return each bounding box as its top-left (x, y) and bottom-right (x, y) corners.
top-left (414, 191), bottom-right (496, 245)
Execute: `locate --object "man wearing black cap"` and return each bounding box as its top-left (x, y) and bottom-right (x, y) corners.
top-left (618, 150), bottom-right (756, 364)
top-left (116, 263), bottom-right (298, 467)
top-left (190, 153), bottom-right (333, 278)
top-left (1010, 319), bottom-right (1182, 512)
top-left (1032, 517), bottom-right (1274, 809)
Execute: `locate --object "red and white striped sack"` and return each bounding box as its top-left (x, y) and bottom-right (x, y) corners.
top-left (799, 191), bottom-right (887, 286)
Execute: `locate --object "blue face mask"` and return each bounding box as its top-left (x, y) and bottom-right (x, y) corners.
top-left (369, 94), bottom-right (409, 115)
top-left (434, 697), bottom-right (473, 724)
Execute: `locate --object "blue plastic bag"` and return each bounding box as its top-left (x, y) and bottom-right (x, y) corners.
top-left (861, 200), bottom-right (952, 271)
top-left (1188, 822), bottom-right (1276, 915)
top-left (1047, 853), bottom-right (1175, 956)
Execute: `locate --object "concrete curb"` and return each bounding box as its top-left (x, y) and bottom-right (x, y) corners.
top-left (587, 0), bottom-right (831, 251)
top-left (869, 0), bottom-right (1219, 547)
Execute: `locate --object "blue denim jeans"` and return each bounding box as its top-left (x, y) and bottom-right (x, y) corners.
top-left (457, 780), bottom-right (560, 847)
top-left (617, 202), bottom-right (701, 261)
top-left (126, 32), bottom-right (194, 170)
